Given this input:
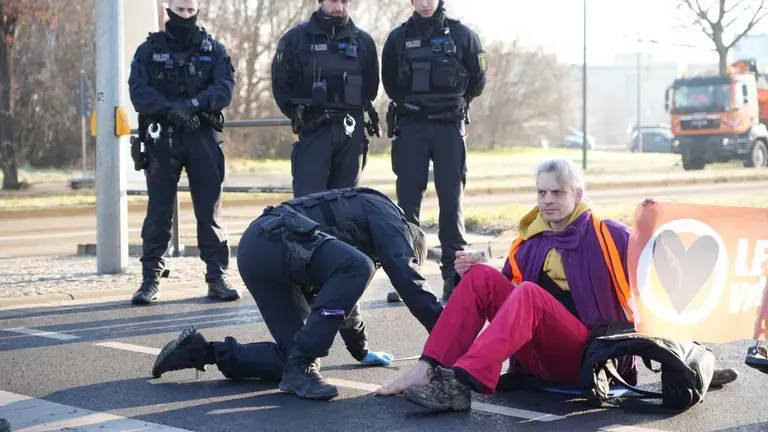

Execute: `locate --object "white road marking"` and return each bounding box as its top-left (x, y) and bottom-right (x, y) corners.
top-left (1, 327), bottom-right (80, 341)
top-left (472, 402), bottom-right (565, 422)
top-left (601, 425), bottom-right (669, 432)
top-left (391, 355), bottom-right (421, 362)
top-left (98, 341), bottom-right (567, 422)
top-left (0, 390), bottom-right (192, 431)
top-left (94, 341), bottom-right (161, 355)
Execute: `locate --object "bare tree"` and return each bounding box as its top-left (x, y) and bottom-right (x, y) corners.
top-left (679, 0), bottom-right (768, 73)
top-left (469, 39), bottom-right (576, 150)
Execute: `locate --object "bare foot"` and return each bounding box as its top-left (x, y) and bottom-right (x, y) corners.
top-left (375, 360), bottom-right (432, 396)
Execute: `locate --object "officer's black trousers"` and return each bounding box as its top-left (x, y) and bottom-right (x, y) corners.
top-left (212, 215), bottom-right (376, 380)
top-left (290, 113), bottom-right (368, 198)
top-left (140, 126), bottom-right (229, 282)
top-left (391, 119), bottom-right (468, 281)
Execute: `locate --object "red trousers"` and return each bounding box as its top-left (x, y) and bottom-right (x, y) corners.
top-left (422, 265), bottom-right (589, 394)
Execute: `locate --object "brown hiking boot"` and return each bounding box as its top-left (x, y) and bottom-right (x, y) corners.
top-left (403, 366), bottom-right (471, 412)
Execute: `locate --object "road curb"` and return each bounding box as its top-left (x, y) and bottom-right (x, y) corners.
top-left (4, 170), bottom-right (768, 219)
top-left (0, 283), bottom-right (221, 309)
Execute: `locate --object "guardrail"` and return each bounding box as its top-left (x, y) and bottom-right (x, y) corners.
top-left (129, 118), bottom-right (293, 257)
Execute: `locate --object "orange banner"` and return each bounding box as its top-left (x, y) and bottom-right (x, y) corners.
top-left (627, 201), bottom-right (768, 343)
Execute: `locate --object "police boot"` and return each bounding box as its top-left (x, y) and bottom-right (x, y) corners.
top-left (0, 418), bottom-right (10, 432)
top-left (207, 275), bottom-right (241, 301)
top-left (132, 278), bottom-right (160, 305)
top-left (152, 326), bottom-right (212, 378)
top-left (441, 278), bottom-right (456, 301)
top-left (278, 357), bottom-right (339, 400)
top-left (745, 343), bottom-right (768, 374)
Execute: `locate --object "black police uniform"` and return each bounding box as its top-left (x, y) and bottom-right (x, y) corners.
top-left (127, 12), bottom-right (239, 304)
top-left (271, 9), bottom-right (380, 198)
top-left (382, 5), bottom-right (486, 299)
top-left (151, 187), bottom-right (444, 400)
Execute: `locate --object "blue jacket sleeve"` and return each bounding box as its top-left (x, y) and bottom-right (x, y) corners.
top-left (194, 40), bottom-right (235, 112)
top-left (271, 30), bottom-right (297, 119)
top-left (128, 41), bottom-right (173, 116)
top-left (361, 32), bottom-right (380, 104)
top-left (381, 29), bottom-right (401, 103)
top-left (461, 27), bottom-right (487, 103)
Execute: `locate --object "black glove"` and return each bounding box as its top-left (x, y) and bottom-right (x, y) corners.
top-left (184, 114), bottom-right (201, 132)
top-left (167, 104), bottom-right (191, 127)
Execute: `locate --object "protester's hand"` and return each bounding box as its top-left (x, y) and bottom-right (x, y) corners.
top-left (361, 351), bottom-right (394, 366)
top-left (455, 251), bottom-right (480, 278)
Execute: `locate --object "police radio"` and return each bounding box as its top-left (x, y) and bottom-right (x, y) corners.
top-left (441, 27), bottom-right (456, 56)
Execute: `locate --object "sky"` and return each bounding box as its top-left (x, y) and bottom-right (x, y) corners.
top-left (446, 0), bottom-right (768, 66)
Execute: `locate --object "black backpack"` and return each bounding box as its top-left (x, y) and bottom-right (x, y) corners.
top-left (580, 321), bottom-right (716, 411)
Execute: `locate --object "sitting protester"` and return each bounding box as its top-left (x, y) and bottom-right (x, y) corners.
top-left (375, 157), bottom-right (738, 411)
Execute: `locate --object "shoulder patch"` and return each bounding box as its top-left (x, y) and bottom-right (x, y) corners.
top-left (478, 52), bottom-right (487, 72)
top-left (277, 39), bottom-right (286, 52)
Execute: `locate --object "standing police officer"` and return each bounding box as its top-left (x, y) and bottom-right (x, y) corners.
top-left (382, 0), bottom-right (486, 302)
top-left (271, 0), bottom-right (381, 198)
top-left (127, 0), bottom-right (240, 305)
top-left (151, 187), bottom-right (445, 401)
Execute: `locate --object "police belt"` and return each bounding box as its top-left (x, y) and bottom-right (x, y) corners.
top-left (397, 108), bottom-right (465, 122)
top-left (301, 109), bottom-right (363, 133)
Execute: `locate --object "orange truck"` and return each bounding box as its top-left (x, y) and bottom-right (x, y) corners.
top-left (664, 59), bottom-right (768, 170)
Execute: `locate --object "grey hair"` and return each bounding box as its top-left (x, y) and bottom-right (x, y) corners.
top-left (535, 157), bottom-right (586, 195)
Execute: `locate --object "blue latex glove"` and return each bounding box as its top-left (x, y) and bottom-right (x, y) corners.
top-left (361, 351), bottom-right (394, 366)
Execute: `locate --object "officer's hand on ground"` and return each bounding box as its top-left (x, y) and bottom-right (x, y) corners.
top-left (455, 251), bottom-right (480, 277)
top-left (361, 351), bottom-right (394, 366)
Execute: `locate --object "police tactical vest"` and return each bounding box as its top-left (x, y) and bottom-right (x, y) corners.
top-left (147, 30), bottom-right (215, 100)
top-left (295, 24), bottom-right (365, 110)
top-left (280, 187), bottom-right (399, 264)
top-left (398, 19), bottom-right (469, 112)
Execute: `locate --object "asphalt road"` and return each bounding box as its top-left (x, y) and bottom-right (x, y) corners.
top-left (2, 181), bottom-right (768, 259)
top-left (0, 271), bottom-right (765, 432)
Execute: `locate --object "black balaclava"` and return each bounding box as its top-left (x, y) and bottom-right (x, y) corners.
top-left (317, 1), bottom-right (350, 28)
top-left (166, 8), bottom-right (199, 44)
top-left (411, 0), bottom-right (446, 33)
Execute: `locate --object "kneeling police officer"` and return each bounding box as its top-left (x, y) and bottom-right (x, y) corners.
top-left (152, 187), bottom-right (444, 400)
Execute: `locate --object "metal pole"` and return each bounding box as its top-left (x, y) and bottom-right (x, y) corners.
top-left (95, 0), bottom-right (129, 274)
top-left (637, 33), bottom-right (643, 153)
top-left (81, 115), bottom-right (87, 173)
top-left (80, 70), bottom-right (87, 174)
top-left (582, 0), bottom-right (588, 170)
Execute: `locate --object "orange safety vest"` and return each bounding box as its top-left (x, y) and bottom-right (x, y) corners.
top-left (507, 214), bottom-right (634, 322)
